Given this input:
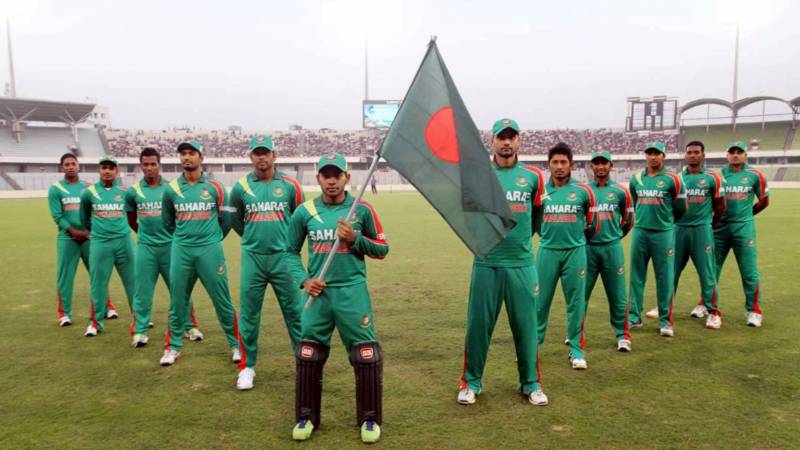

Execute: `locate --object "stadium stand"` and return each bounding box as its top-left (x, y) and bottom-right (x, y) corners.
top-left (681, 121), bottom-right (795, 152)
top-left (0, 126), bottom-right (105, 157)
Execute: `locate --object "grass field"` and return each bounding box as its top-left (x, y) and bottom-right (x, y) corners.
top-left (1, 191), bottom-right (799, 449)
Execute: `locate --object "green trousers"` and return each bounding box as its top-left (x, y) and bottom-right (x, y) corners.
top-left (461, 265), bottom-right (541, 395)
top-left (301, 282), bottom-right (375, 351)
top-left (675, 225), bottom-right (720, 315)
top-left (238, 250), bottom-right (302, 369)
top-left (585, 242), bottom-right (630, 340)
top-left (56, 238), bottom-right (115, 320)
top-left (629, 228), bottom-right (675, 327)
top-left (88, 236), bottom-right (135, 331)
top-left (714, 221), bottom-right (763, 313)
top-left (166, 242), bottom-right (241, 352)
top-left (131, 243), bottom-right (199, 335)
top-left (537, 247), bottom-right (587, 360)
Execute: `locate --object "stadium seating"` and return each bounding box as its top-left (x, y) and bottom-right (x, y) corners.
top-left (0, 126), bottom-right (105, 158)
top-left (681, 121), bottom-right (794, 152)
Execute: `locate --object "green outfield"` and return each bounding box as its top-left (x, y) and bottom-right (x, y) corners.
top-left (1, 191), bottom-right (798, 449)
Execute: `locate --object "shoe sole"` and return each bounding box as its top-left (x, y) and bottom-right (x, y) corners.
top-left (132, 341), bottom-right (148, 348)
top-left (660, 332), bottom-right (674, 337)
top-left (457, 399), bottom-right (475, 405)
top-left (617, 346), bottom-right (631, 352)
top-left (237, 384), bottom-right (254, 391)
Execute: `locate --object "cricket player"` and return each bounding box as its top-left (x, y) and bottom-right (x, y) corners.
top-left (158, 140), bottom-right (243, 366)
top-left (79, 155), bottom-right (135, 336)
top-left (49, 153), bottom-right (117, 326)
top-left (287, 153), bottom-right (388, 443)
top-left (458, 119), bottom-right (548, 407)
top-left (536, 142), bottom-right (595, 369)
top-left (670, 141), bottom-right (726, 329)
top-left (125, 147), bottom-right (203, 348)
top-left (229, 135), bottom-right (304, 390)
top-left (628, 141), bottom-right (686, 337)
top-left (714, 141), bottom-right (769, 327)
top-left (584, 150), bottom-right (634, 351)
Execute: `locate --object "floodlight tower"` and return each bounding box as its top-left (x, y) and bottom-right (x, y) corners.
top-left (6, 19), bottom-right (16, 97)
top-left (364, 39), bottom-right (369, 100)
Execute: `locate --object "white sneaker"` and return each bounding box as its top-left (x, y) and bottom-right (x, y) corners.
top-left (457, 388), bottom-right (476, 405)
top-left (58, 316), bottom-right (72, 327)
top-left (746, 312), bottom-right (763, 327)
top-left (160, 349), bottom-right (181, 366)
top-left (237, 367), bottom-right (255, 390)
top-left (105, 309), bottom-right (119, 319)
top-left (690, 304), bottom-right (708, 318)
top-left (563, 337), bottom-right (570, 345)
top-left (528, 389), bottom-right (549, 406)
top-left (131, 333), bottom-right (149, 348)
top-left (570, 357), bottom-right (588, 370)
top-left (232, 348), bottom-right (242, 363)
top-left (185, 328), bottom-right (204, 342)
top-left (705, 314), bottom-right (722, 329)
top-left (645, 308), bottom-right (659, 319)
top-left (659, 325), bottom-right (674, 337)
top-left (148, 321), bottom-right (155, 329)
top-left (84, 325), bottom-right (98, 337)
top-left (617, 339), bottom-right (632, 352)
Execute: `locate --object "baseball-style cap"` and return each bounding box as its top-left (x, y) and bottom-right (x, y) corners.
top-left (249, 135), bottom-right (274, 152)
top-left (492, 118), bottom-right (520, 136)
top-left (591, 150), bottom-right (612, 162)
top-left (317, 153), bottom-right (348, 173)
top-left (644, 141), bottom-right (666, 153)
top-left (177, 139), bottom-right (203, 154)
top-left (727, 141), bottom-right (747, 152)
top-left (98, 155), bottom-right (118, 165)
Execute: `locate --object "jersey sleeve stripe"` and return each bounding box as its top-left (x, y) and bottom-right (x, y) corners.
top-left (280, 175), bottom-right (303, 208)
top-left (709, 173), bottom-right (723, 198)
top-left (666, 173), bottom-right (684, 198)
top-left (748, 169), bottom-right (768, 198)
top-left (616, 184), bottom-right (633, 228)
top-left (576, 183), bottom-right (597, 231)
top-left (357, 200), bottom-right (386, 235)
top-left (207, 179), bottom-right (225, 210)
top-left (522, 166), bottom-right (546, 206)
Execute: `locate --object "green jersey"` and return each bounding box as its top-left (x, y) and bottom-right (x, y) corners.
top-left (230, 170), bottom-right (305, 254)
top-left (474, 162), bottom-right (544, 267)
top-left (588, 179), bottom-right (633, 244)
top-left (80, 180), bottom-right (130, 241)
top-left (125, 178), bottom-right (172, 246)
top-left (677, 168), bottom-right (724, 226)
top-left (539, 178), bottom-right (595, 250)
top-left (48, 178), bottom-right (91, 240)
top-left (162, 173), bottom-right (231, 246)
top-left (719, 164), bottom-right (768, 223)
top-left (629, 168), bottom-right (686, 231)
top-left (287, 193), bottom-right (388, 288)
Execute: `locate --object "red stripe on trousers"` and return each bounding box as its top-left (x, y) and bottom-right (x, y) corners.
top-left (57, 291), bottom-right (65, 319)
top-left (234, 314), bottom-right (247, 371)
top-left (459, 350), bottom-right (468, 390)
top-left (753, 285), bottom-right (762, 314)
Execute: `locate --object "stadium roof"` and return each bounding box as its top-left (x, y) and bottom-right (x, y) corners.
top-left (0, 96), bottom-right (96, 124)
top-left (680, 96), bottom-right (796, 115)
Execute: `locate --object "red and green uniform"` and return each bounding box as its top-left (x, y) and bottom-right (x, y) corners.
top-left (536, 178), bottom-right (595, 360)
top-left (162, 173), bottom-right (242, 353)
top-left (585, 180), bottom-right (633, 341)
top-left (675, 168), bottom-right (724, 316)
top-left (286, 193), bottom-right (388, 351)
top-left (49, 178), bottom-right (115, 320)
top-left (628, 168), bottom-right (686, 327)
top-left (715, 165), bottom-right (768, 314)
top-left (230, 170), bottom-right (305, 369)
top-left (80, 181), bottom-right (135, 331)
top-left (461, 162), bottom-right (544, 395)
top-left (125, 178), bottom-right (200, 335)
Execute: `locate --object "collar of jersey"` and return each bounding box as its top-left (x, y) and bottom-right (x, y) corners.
top-left (547, 177), bottom-right (577, 189)
top-left (315, 191), bottom-right (353, 208)
top-left (643, 167), bottom-right (668, 177)
top-left (682, 166), bottom-right (708, 175)
top-left (590, 178), bottom-right (616, 188)
top-left (138, 177), bottom-right (168, 187)
top-left (178, 173), bottom-right (209, 185)
top-left (248, 169), bottom-right (281, 183)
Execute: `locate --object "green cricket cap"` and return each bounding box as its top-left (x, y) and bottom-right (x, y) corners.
top-left (98, 155), bottom-right (118, 165)
top-left (644, 141), bottom-right (666, 153)
top-left (492, 118), bottom-right (520, 136)
top-left (590, 150), bottom-right (612, 162)
top-left (249, 135), bottom-right (274, 152)
top-left (727, 141), bottom-right (747, 152)
top-left (317, 152), bottom-right (348, 173)
top-left (177, 139), bottom-right (203, 154)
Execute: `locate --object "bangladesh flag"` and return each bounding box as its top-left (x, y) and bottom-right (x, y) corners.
top-left (379, 39), bottom-right (515, 259)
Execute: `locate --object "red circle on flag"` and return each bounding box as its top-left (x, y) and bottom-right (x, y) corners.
top-left (424, 106), bottom-right (459, 163)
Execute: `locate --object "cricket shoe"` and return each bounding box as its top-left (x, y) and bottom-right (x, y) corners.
top-left (232, 348), bottom-right (242, 363)
top-left (361, 420), bottom-right (381, 443)
top-left (528, 389), bottom-right (549, 406)
top-left (148, 321), bottom-right (154, 328)
top-left (628, 320), bottom-right (644, 329)
top-left (645, 308), bottom-right (659, 319)
top-left (617, 339), bottom-right (632, 352)
top-left (457, 388), bottom-right (476, 405)
top-left (131, 333), bottom-right (149, 348)
top-left (105, 309), bottom-right (119, 319)
top-left (160, 349), bottom-right (181, 366)
top-left (84, 325), bottom-right (98, 337)
top-left (690, 304), bottom-right (708, 318)
top-left (564, 337), bottom-right (570, 345)
top-left (659, 325), bottom-right (675, 337)
top-left (185, 328), bottom-right (204, 342)
top-left (292, 418), bottom-right (314, 441)
top-left (746, 312), bottom-right (763, 327)
top-left (236, 368), bottom-right (255, 390)
top-left (570, 357), bottom-right (588, 370)
top-left (705, 314), bottom-right (722, 329)
top-left (58, 316), bottom-right (73, 327)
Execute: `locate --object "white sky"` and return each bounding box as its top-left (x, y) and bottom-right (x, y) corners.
top-left (1, 0), bottom-right (797, 130)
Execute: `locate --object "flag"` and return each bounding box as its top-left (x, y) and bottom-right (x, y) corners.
top-left (379, 39), bottom-right (515, 259)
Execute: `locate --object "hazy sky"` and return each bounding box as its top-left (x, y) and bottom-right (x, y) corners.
top-left (1, 0), bottom-right (797, 130)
